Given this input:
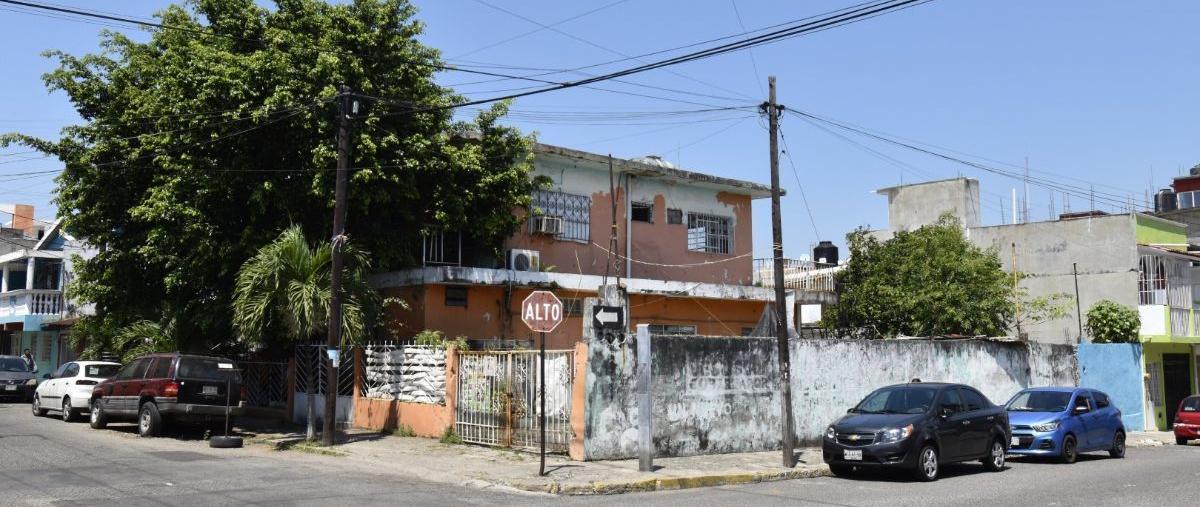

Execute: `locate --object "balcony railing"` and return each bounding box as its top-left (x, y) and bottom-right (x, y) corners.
top-left (0, 289), bottom-right (65, 318)
top-left (753, 258), bottom-right (838, 293)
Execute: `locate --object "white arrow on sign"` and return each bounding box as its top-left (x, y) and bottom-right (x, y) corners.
top-left (596, 309), bottom-right (620, 324)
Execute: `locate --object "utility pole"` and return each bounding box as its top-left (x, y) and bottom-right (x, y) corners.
top-left (763, 76), bottom-right (795, 468)
top-left (323, 85), bottom-right (353, 446)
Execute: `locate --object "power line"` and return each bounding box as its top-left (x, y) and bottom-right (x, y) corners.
top-left (777, 126), bottom-right (821, 239)
top-left (448, 0), bottom-right (633, 60)
top-left (729, 0), bottom-right (766, 98)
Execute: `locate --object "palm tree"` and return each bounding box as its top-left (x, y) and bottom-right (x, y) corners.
top-left (110, 320), bottom-right (178, 363)
top-left (232, 225), bottom-right (381, 440)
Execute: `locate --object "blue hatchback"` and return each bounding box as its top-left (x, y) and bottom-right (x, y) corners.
top-left (1005, 387), bottom-right (1126, 463)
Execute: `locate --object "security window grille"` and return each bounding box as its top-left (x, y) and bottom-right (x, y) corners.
top-left (631, 202), bottom-right (653, 223)
top-left (562, 297), bottom-right (583, 317)
top-left (444, 286), bottom-right (468, 308)
top-left (648, 324), bottom-right (697, 336)
top-left (667, 208), bottom-right (683, 225)
top-left (531, 190), bottom-right (590, 243)
top-left (687, 213), bottom-right (731, 254)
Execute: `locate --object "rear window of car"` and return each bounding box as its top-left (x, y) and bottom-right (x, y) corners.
top-left (1184, 397), bottom-right (1200, 412)
top-left (1094, 391), bottom-right (1111, 408)
top-left (176, 357), bottom-right (241, 382)
top-left (84, 364), bottom-right (121, 378)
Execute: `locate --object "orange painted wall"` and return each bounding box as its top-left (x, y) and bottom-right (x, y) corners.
top-left (351, 347), bottom-right (459, 438)
top-left (385, 284), bottom-right (769, 347)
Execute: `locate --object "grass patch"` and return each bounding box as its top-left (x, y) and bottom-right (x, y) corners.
top-left (388, 424), bottom-right (416, 437)
top-left (275, 440), bottom-right (349, 457)
top-left (439, 425), bottom-right (462, 445)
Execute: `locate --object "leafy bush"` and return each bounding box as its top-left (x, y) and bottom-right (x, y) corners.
top-left (389, 424), bottom-right (415, 438)
top-left (1085, 300), bottom-right (1140, 343)
top-left (412, 329), bottom-right (469, 351)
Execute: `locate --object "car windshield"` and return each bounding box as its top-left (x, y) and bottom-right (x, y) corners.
top-left (852, 386), bottom-right (937, 415)
top-left (1007, 391), bottom-right (1072, 412)
top-left (1183, 397), bottom-right (1200, 412)
top-left (0, 357), bottom-right (30, 372)
top-left (177, 357), bottom-right (241, 382)
top-left (84, 364), bottom-right (121, 378)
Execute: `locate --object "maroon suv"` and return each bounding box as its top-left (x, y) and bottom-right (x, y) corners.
top-left (89, 353), bottom-right (245, 437)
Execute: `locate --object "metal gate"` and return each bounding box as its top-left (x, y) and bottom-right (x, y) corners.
top-left (455, 350), bottom-right (574, 453)
top-left (294, 344), bottom-right (356, 425)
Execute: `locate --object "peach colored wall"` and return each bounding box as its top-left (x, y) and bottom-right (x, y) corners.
top-left (627, 192), bottom-right (753, 284)
top-left (569, 341), bottom-right (588, 460)
top-left (351, 347), bottom-right (459, 438)
top-left (386, 284), bottom-right (769, 346)
top-left (505, 187), bottom-right (626, 278)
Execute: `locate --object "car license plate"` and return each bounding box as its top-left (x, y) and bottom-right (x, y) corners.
top-left (1011, 436), bottom-right (1019, 447)
top-left (3, 385), bottom-right (15, 391)
top-left (202, 386), bottom-right (219, 395)
top-left (844, 450), bottom-right (862, 461)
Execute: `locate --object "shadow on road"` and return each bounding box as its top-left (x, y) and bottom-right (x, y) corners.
top-left (834, 462), bottom-right (1011, 483)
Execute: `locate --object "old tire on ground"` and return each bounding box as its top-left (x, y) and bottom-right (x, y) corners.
top-left (1109, 431), bottom-right (1125, 458)
top-left (829, 464), bottom-right (853, 477)
top-left (138, 402), bottom-right (162, 438)
top-left (982, 438), bottom-right (1006, 471)
top-left (31, 394), bottom-right (47, 417)
top-left (62, 396), bottom-right (77, 422)
top-left (209, 435), bottom-right (243, 449)
top-left (1061, 435), bottom-right (1078, 464)
top-left (1178, 437), bottom-right (1189, 446)
top-left (89, 400), bottom-right (107, 429)
top-left (913, 445), bottom-right (939, 482)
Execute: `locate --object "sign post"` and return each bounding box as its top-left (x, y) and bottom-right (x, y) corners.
top-left (521, 290), bottom-right (563, 477)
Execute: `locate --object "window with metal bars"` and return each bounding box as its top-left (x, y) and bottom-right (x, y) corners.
top-left (648, 324), bottom-right (697, 336)
top-left (686, 212), bottom-right (732, 254)
top-left (530, 190), bottom-right (590, 243)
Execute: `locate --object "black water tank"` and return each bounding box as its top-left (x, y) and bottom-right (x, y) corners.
top-left (1156, 188), bottom-right (1177, 213)
top-left (814, 241), bottom-right (838, 266)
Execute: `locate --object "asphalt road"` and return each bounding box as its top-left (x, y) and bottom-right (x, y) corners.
top-left (1, 401), bottom-right (1197, 506)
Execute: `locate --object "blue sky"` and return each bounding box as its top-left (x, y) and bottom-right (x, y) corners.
top-left (1, 1), bottom-right (1198, 258)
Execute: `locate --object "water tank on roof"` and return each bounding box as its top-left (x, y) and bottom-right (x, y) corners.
top-left (1190, 163), bottom-right (1200, 176)
top-left (1156, 188), bottom-right (1177, 213)
top-left (814, 241), bottom-right (838, 266)
top-left (631, 155), bottom-right (676, 169)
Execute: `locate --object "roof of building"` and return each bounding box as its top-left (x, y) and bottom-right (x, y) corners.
top-left (534, 142), bottom-right (776, 199)
top-left (874, 177), bottom-right (979, 195)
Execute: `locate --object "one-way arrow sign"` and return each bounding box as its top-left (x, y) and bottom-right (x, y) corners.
top-left (592, 305), bottom-right (625, 331)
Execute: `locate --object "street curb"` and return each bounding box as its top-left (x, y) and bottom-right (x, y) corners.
top-left (506, 466), bottom-right (831, 495)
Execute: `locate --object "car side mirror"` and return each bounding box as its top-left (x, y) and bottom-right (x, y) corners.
top-left (940, 406), bottom-right (955, 418)
top-left (42, 373), bottom-right (51, 379)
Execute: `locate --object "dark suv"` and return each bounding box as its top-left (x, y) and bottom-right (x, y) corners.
top-left (823, 381), bottom-right (1010, 481)
top-left (89, 353), bottom-right (245, 437)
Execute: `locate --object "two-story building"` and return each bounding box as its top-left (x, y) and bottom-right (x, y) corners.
top-left (0, 204), bottom-right (93, 372)
top-left (872, 178), bottom-right (1199, 432)
top-left (370, 143), bottom-right (786, 349)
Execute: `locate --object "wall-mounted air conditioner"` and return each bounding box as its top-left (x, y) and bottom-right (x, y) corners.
top-left (508, 249), bottom-right (541, 272)
top-left (531, 215), bottom-right (564, 235)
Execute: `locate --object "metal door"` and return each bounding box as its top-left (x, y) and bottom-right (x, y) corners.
top-left (455, 350), bottom-right (574, 453)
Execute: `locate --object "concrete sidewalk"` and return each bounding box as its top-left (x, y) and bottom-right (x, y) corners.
top-left (241, 424), bottom-right (829, 495)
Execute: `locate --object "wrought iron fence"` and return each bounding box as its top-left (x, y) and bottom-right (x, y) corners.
top-left (238, 360), bottom-right (288, 408)
top-left (295, 343), bottom-right (356, 397)
top-left (455, 350), bottom-right (574, 453)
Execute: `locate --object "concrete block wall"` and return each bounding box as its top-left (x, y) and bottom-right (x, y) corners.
top-left (582, 336), bottom-right (1079, 460)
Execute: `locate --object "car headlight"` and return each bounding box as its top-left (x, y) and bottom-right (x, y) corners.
top-left (878, 424), bottom-right (913, 444)
top-left (1032, 420), bottom-right (1060, 432)
top-left (825, 426), bottom-right (836, 440)
top-left (25, 379), bottom-right (37, 386)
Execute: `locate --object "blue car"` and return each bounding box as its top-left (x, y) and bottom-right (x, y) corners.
top-left (1005, 387), bottom-right (1125, 463)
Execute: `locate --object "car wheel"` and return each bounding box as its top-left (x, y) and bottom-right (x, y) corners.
top-left (138, 402), bottom-right (162, 438)
top-left (62, 396), bottom-right (77, 422)
top-left (1109, 431), bottom-right (1126, 458)
top-left (829, 464), bottom-right (853, 477)
top-left (913, 445), bottom-right (939, 482)
top-left (1178, 437), bottom-right (1189, 446)
top-left (982, 438), bottom-right (1006, 471)
top-left (89, 400), bottom-right (107, 429)
top-left (1061, 435), bottom-right (1078, 464)
top-left (31, 394), bottom-right (47, 417)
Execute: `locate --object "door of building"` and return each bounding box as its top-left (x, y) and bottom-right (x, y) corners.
top-left (0, 331), bottom-right (11, 355)
top-left (1163, 354), bottom-right (1193, 425)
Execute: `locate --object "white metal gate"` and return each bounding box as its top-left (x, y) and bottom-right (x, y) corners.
top-left (455, 350), bottom-right (574, 453)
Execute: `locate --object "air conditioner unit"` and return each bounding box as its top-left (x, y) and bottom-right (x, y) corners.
top-left (508, 249), bottom-right (541, 272)
top-left (531, 215), bottom-right (564, 235)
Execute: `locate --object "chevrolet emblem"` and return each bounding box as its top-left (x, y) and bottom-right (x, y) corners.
top-left (849, 434), bottom-right (859, 441)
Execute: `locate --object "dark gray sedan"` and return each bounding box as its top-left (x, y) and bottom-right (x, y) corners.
top-left (0, 355), bottom-right (38, 402)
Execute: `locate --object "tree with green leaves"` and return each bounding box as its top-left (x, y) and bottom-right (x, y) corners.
top-left (232, 225), bottom-right (379, 347)
top-left (2, 0), bottom-right (539, 352)
top-left (826, 215), bottom-right (1017, 337)
top-left (1085, 300), bottom-right (1140, 343)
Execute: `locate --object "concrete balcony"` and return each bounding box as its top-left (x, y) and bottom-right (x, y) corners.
top-left (0, 289), bottom-right (65, 319)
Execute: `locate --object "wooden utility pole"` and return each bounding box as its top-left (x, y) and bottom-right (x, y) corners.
top-left (323, 85), bottom-right (353, 446)
top-left (765, 76), bottom-right (795, 467)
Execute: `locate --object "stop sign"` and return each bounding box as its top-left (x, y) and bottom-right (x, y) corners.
top-left (521, 290), bottom-right (563, 333)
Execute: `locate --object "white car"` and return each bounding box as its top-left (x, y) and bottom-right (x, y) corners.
top-left (32, 361), bottom-right (122, 422)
